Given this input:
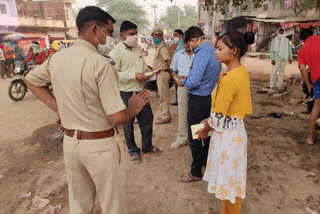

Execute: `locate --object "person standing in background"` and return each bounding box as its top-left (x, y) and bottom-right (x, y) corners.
top-left (14, 41), bottom-right (24, 61)
top-left (269, 28), bottom-right (293, 89)
top-left (0, 46), bottom-right (10, 79)
top-left (152, 29), bottom-right (172, 125)
top-left (298, 29), bottom-right (320, 145)
top-left (4, 42), bottom-right (15, 76)
top-left (170, 42), bottom-right (193, 149)
top-left (170, 29), bottom-right (185, 106)
top-left (213, 32), bottom-right (220, 47)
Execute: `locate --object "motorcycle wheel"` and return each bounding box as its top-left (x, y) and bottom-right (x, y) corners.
top-left (8, 80), bottom-right (27, 101)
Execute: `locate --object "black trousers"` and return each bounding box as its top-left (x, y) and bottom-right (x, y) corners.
top-left (120, 91), bottom-right (154, 156)
top-left (187, 94), bottom-right (211, 178)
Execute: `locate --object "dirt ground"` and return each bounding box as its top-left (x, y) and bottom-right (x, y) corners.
top-left (0, 51), bottom-right (319, 214)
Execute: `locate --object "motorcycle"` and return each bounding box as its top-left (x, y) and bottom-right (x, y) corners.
top-left (144, 66), bottom-right (175, 96)
top-left (8, 61), bottom-right (34, 101)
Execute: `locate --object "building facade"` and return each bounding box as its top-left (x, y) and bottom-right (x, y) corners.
top-left (0, 0), bottom-right (76, 52)
top-left (0, 0), bottom-right (19, 34)
top-left (198, 0), bottom-right (320, 51)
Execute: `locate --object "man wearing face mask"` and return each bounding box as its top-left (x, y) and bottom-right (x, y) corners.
top-left (269, 28), bottom-right (293, 89)
top-left (109, 21), bottom-right (160, 163)
top-left (170, 42), bottom-right (193, 149)
top-left (173, 29), bottom-right (184, 55)
top-left (176, 26), bottom-right (221, 183)
top-left (24, 6), bottom-right (151, 214)
top-left (152, 29), bottom-right (172, 124)
top-left (170, 29), bottom-right (185, 106)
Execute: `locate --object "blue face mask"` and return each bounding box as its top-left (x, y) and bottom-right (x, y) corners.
top-left (153, 38), bottom-right (161, 45)
top-left (44, 48), bottom-right (47, 51)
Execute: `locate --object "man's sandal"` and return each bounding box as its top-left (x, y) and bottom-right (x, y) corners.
top-left (178, 172), bottom-right (201, 183)
top-left (131, 154), bottom-right (141, 164)
top-left (142, 146), bottom-right (162, 154)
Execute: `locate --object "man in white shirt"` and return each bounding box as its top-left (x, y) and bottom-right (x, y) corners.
top-left (170, 42), bottom-right (193, 148)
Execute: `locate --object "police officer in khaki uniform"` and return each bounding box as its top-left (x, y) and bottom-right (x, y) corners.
top-left (24, 6), bottom-right (151, 214)
top-left (152, 29), bottom-right (172, 124)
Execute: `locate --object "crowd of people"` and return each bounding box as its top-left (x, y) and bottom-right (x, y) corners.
top-left (21, 5), bottom-right (319, 214)
top-left (0, 40), bottom-right (56, 79)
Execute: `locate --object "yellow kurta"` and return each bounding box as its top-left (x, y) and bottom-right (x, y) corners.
top-left (203, 65), bottom-right (252, 203)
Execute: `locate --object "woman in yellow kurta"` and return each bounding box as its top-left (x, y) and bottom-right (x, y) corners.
top-left (197, 31), bottom-right (254, 214)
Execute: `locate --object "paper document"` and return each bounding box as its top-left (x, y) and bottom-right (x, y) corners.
top-left (191, 123), bottom-right (212, 140)
top-left (145, 70), bottom-right (158, 81)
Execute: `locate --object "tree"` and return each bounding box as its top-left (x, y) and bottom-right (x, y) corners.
top-left (97, 0), bottom-right (149, 36)
top-left (158, 5), bottom-right (198, 31)
top-left (199, 0), bottom-right (319, 17)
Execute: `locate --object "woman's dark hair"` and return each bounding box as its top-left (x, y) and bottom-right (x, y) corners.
top-left (300, 29), bottom-right (313, 41)
top-left (218, 31), bottom-right (255, 57)
top-left (184, 26), bottom-right (204, 43)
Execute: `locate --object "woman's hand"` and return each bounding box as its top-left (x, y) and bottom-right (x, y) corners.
top-left (197, 128), bottom-right (209, 140)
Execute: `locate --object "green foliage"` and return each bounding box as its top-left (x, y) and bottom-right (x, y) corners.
top-left (158, 5), bottom-right (198, 31)
top-left (201, 0), bottom-right (318, 17)
top-left (292, 0), bottom-right (315, 16)
top-left (97, 0), bottom-right (149, 36)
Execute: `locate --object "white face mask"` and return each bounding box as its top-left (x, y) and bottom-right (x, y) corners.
top-left (278, 34), bottom-right (285, 39)
top-left (189, 36), bottom-right (204, 53)
top-left (96, 27), bottom-right (115, 54)
top-left (123, 34), bottom-right (138, 47)
top-left (173, 37), bottom-right (179, 43)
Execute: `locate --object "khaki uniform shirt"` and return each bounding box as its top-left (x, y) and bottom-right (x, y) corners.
top-left (25, 39), bottom-right (126, 132)
top-left (109, 42), bottom-right (147, 92)
top-left (152, 40), bottom-right (172, 71)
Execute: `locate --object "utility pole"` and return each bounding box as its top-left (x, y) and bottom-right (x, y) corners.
top-left (177, 9), bottom-right (180, 29)
top-left (174, 0), bottom-right (181, 29)
top-left (151, 4), bottom-right (158, 28)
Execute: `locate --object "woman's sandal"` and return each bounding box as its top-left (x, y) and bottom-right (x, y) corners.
top-left (178, 172), bottom-right (201, 183)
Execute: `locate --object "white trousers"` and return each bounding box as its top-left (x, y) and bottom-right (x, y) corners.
top-left (270, 60), bottom-right (287, 88)
top-left (175, 87), bottom-right (189, 144)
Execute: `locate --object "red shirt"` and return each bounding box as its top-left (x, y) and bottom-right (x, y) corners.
top-left (23, 50), bottom-right (46, 65)
top-left (298, 35), bottom-right (320, 83)
top-left (169, 43), bottom-right (177, 55)
top-left (47, 48), bottom-right (56, 57)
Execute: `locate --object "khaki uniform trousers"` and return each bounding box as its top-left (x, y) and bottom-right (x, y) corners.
top-left (156, 71), bottom-right (171, 120)
top-left (175, 86), bottom-right (189, 144)
top-left (63, 131), bottom-right (126, 214)
top-left (270, 60), bottom-right (287, 88)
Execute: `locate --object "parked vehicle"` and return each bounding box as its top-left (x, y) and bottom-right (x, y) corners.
top-left (144, 66), bottom-right (175, 97)
top-left (8, 61), bottom-right (34, 101)
top-left (52, 40), bottom-right (75, 50)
